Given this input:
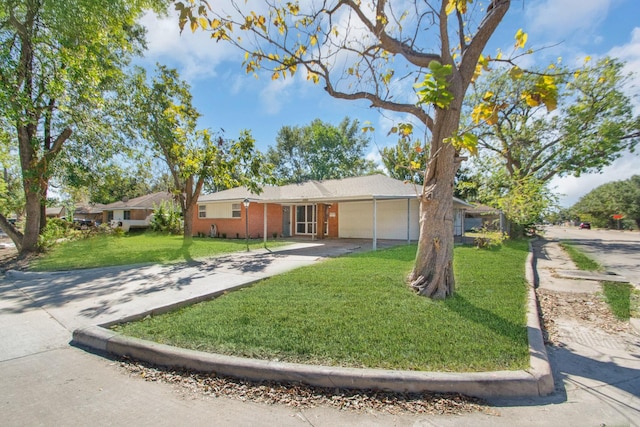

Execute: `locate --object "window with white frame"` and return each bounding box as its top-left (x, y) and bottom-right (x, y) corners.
top-left (231, 203), bottom-right (241, 218)
top-left (198, 205), bottom-right (206, 218)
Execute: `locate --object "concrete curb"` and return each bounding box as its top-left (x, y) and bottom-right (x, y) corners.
top-left (72, 243), bottom-right (554, 399)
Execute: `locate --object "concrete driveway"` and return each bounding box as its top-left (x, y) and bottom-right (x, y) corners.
top-left (1, 237), bottom-right (639, 426)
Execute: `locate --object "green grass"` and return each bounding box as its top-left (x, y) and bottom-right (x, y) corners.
top-left (114, 240), bottom-right (531, 372)
top-left (31, 233), bottom-right (289, 271)
top-left (602, 281), bottom-right (636, 320)
top-left (559, 242), bottom-right (602, 271)
top-left (560, 242), bottom-right (638, 320)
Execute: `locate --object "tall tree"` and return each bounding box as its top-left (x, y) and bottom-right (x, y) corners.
top-left (129, 64), bottom-right (268, 240)
top-left (267, 117), bottom-right (378, 183)
top-left (177, 0), bottom-right (522, 298)
top-left (467, 57), bottom-right (639, 235)
top-left (0, 0), bottom-right (165, 254)
top-left (470, 58), bottom-right (639, 183)
top-left (572, 176), bottom-right (640, 229)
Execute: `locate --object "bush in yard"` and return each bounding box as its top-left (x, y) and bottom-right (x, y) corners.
top-left (150, 200), bottom-right (183, 235)
top-left (38, 218), bottom-right (78, 249)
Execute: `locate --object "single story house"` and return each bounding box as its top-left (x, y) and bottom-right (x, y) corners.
top-left (45, 206), bottom-right (66, 219)
top-left (464, 203), bottom-right (506, 232)
top-left (102, 192), bottom-right (175, 232)
top-left (74, 203), bottom-right (106, 223)
top-left (194, 175), bottom-right (470, 249)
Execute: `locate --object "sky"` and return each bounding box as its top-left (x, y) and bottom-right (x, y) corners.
top-left (136, 0), bottom-right (640, 207)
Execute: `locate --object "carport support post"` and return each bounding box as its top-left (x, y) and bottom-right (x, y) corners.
top-left (372, 197), bottom-right (377, 251)
top-left (407, 198), bottom-right (411, 244)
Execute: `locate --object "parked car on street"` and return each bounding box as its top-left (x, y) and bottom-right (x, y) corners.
top-left (579, 222), bottom-right (591, 229)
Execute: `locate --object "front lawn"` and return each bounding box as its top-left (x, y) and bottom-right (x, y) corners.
top-left (31, 233), bottom-right (288, 271)
top-left (113, 240), bottom-right (531, 372)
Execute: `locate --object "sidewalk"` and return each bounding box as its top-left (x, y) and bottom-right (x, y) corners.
top-left (1, 239), bottom-right (639, 426)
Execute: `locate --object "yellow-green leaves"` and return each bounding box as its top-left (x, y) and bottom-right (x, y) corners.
top-left (446, 0), bottom-right (473, 15)
top-left (445, 133), bottom-right (478, 156)
top-left (514, 29), bottom-right (528, 49)
top-left (472, 104), bottom-right (497, 125)
top-left (361, 121), bottom-right (375, 133)
top-left (415, 61), bottom-right (454, 109)
top-left (388, 123), bottom-right (414, 140)
top-left (522, 75), bottom-right (558, 111)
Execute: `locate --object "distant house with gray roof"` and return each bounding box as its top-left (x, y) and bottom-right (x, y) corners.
top-left (194, 175), bottom-right (470, 248)
top-left (102, 192), bottom-right (175, 232)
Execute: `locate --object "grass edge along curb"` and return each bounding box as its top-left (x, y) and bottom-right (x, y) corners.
top-left (71, 241), bottom-right (553, 399)
top-left (560, 240), bottom-right (638, 322)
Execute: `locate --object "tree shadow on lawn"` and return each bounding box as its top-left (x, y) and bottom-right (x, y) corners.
top-left (444, 293), bottom-right (527, 345)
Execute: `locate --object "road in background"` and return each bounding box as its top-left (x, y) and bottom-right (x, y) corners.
top-left (543, 225), bottom-right (640, 285)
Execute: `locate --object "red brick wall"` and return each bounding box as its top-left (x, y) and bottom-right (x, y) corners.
top-left (192, 203), bottom-right (284, 238)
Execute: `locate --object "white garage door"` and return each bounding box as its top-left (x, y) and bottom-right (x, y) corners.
top-left (338, 200), bottom-right (419, 240)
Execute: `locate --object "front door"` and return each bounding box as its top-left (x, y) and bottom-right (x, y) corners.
top-left (282, 206), bottom-right (291, 237)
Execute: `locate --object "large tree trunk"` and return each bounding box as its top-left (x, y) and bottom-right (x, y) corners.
top-left (408, 105), bottom-right (463, 299)
top-left (183, 201), bottom-right (194, 242)
top-left (17, 123), bottom-right (42, 255)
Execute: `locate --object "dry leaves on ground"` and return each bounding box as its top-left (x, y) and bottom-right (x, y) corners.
top-left (118, 359), bottom-right (494, 415)
top-left (536, 288), bottom-right (630, 346)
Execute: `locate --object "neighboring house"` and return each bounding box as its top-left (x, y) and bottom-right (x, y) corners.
top-left (195, 175), bottom-right (470, 249)
top-left (102, 192), bottom-right (175, 232)
top-left (74, 203), bottom-right (106, 223)
top-left (45, 206), bottom-right (66, 219)
top-left (464, 203), bottom-right (505, 232)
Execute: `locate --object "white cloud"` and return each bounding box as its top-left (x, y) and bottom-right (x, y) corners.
top-left (527, 0), bottom-right (612, 38)
top-left (608, 27), bottom-right (640, 114)
top-left (139, 11), bottom-right (241, 81)
top-left (551, 151), bottom-right (640, 207)
top-left (258, 75), bottom-right (298, 115)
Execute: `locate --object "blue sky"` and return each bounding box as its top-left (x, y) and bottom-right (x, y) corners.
top-left (137, 0), bottom-right (640, 207)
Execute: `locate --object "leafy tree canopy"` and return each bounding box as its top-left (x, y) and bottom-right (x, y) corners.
top-left (0, 0), bottom-right (168, 252)
top-left (128, 64), bottom-right (270, 239)
top-left (469, 57), bottom-right (639, 183)
top-left (267, 117), bottom-right (378, 184)
top-left (462, 56), bottom-right (639, 235)
top-left (571, 175), bottom-right (640, 229)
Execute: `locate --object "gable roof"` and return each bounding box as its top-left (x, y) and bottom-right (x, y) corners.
top-left (199, 175), bottom-right (471, 207)
top-left (102, 192), bottom-right (175, 210)
top-left (75, 203), bottom-right (107, 215)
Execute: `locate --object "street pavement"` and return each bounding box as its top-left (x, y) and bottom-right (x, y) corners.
top-left (1, 237), bottom-right (639, 426)
top-left (544, 225), bottom-right (640, 286)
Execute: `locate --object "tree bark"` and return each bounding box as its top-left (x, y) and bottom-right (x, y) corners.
top-left (408, 101), bottom-right (463, 299)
